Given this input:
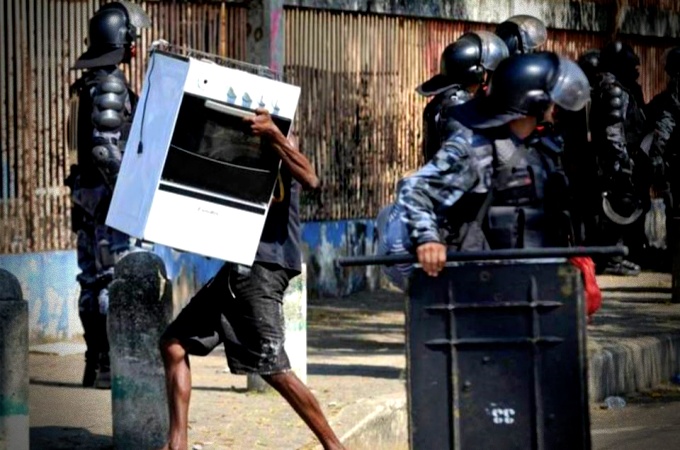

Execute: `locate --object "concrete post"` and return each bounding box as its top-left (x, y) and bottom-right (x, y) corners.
top-left (245, 0), bottom-right (301, 392)
top-left (108, 252), bottom-right (172, 449)
top-left (0, 269), bottom-right (29, 450)
top-left (247, 264), bottom-right (308, 391)
top-left (245, 0), bottom-right (285, 72)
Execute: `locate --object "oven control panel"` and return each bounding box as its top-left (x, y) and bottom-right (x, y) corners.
top-left (183, 58), bottom-right (300, 120)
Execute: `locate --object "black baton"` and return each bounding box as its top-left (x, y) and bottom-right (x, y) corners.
top-left (336, 246), bottom-right (628, 267)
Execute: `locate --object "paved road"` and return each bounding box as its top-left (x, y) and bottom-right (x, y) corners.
top-left (592, 385), bottom-right (680, 450)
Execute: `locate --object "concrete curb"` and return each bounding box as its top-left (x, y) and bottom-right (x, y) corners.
top-left (310, 395), bottom-right (408, 450)
top-left (338, 396), bottom-right (408, 450)
top-left (326, 334), bottom-right (680, 448)
top-left (589, 333), bottom-right (680, 402)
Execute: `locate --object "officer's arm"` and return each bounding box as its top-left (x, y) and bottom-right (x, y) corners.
top-left (90, 71), bottom-right (130, 188)
top-left (649, 89), bottom-right (680, 189)
top-left (649, 106), bottom-right (676, 182)
top-left (598, 75), bottom-right (634, 185)
top-left (397, 138), bottom-right (479, 247)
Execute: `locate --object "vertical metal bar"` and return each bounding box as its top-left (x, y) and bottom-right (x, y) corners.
top-left (58, 0), bottom-right (68, 249)
top-left (15, 0), bottom-right (27, 251)
top-left (530, 276), bottom-right (546, 450)
top-left (447, 278), bottom-right (461, 449)
top-left (7, 0), bottom-right (17, 249)
top-left (0, 0), bottom-right (8, 251)
top-left (38, 0), bottom-right (47, 251)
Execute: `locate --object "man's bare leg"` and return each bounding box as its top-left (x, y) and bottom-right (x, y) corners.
top-left (262, 371), bottom-right (346, 450)
top-left (159, 339), bottom-right (192, 450)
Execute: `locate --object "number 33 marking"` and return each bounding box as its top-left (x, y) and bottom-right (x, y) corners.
top-left (491, 408), bottom-right (516, 425)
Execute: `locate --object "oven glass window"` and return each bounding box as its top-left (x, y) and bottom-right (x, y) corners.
top-left (162, 94), bottom-right (285, 205)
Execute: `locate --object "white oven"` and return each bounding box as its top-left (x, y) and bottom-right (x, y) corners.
top-left (106, 50), bottom-right (301, 265)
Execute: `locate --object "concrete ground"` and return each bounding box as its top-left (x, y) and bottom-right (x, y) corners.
top-left (28, 272), bottom-right (680, 449)
top-left (29, 290), bottom-right (407, 450)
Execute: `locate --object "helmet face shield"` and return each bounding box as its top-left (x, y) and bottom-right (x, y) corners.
top-left (550, 56), bottom-right (591, 111)
top-left (118, 0), bottom-right (152, 30)
top-left (475, 30), bottom-right (510, 71)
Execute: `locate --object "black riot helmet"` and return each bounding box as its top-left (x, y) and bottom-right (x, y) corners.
top-left (664, 47), bottom-right (680, 77)
top-left (577, 49), bottom-right (601, 85)
top-left (73, 1), bottom-right (151, 69)
top-left (599, 41), bottom-right (640, 84)
top-left (449, 52), bottom-right (590, 129)
top-left (495, 15), bottom-right (548, 55)
top-left (416, 31), bottom-right (509, 96)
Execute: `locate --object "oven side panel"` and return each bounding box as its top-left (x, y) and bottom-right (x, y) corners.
top-left (106, 53), bottom-right (190, 238)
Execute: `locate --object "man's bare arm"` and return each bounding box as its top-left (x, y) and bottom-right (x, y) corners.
top-left (244, 108), bottom-right (320, 190)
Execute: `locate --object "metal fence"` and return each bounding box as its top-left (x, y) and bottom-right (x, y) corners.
top-left (286, 10), bottom-right (675, 221)
top-left (0, 0), bottom-right (245, 253)
top-left (1, 1), bottom-right (676, 253)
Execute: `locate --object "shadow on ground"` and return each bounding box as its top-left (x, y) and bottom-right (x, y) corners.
top-left (625, 384), bottom-right (680, 406)
top-left (307, 289), bottom-right (406, 378)
top-left (30, 427), bottom-right (112, 450)
top-left (308, 363), bottom-right (405, 379)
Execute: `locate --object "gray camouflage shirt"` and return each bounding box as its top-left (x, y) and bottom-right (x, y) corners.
top-left (397, 130), bottom-right (496, 246)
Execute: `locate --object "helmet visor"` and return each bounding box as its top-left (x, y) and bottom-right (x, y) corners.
top-left (475, 30), bottom-right (510, 71)
top-left (119, 1), bottom-right (151, 29)
top-left (551, 56), bottom-right (591, 111)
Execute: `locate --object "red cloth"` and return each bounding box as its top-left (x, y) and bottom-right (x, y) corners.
top-left (569, 256), bottom-right (602, 319)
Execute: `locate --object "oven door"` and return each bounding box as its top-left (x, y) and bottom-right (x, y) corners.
top-left (160, 93), bottom-right (282, 206)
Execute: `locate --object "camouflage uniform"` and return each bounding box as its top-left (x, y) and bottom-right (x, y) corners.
top-left (589, 71), bottom-right (648, 270)
top-left (422, 86), bottom-right (473, 161)
top-left (645, 76), bottom-right (680, 203)
top-left (379, 126), bottom-right (570, 290)
top-left (644, 76), bottom-right (680, 267)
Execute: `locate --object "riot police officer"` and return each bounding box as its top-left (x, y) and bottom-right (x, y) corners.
top-left (66, 1), bottom-right (151, 388)
top-left (559, 49), bottom-right (601, 246)
top-left (643, 46), bottom-right (680, 269)
top-left (495, 14), bottom-right (548, 55)
top-left (378, 52), bottom-right (590, 289)
top-left (589, 41), bottom-right (648, 275)
top-left (417, 31), bottom-right (509, 162)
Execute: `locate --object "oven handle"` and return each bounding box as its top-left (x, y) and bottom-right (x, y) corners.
top-left (204, 100), bottom-right (256, 118)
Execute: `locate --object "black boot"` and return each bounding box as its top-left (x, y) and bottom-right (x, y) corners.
top-left (94, 352), bottom-right (111, 390)
top-left (94, 313), bottom-right (111, 390)
top-left (79, 311), bottom-right (101, 388)
top-left (602, 257), bottom-right (641, 276)
top-left (82, 361), bottom-right (97, 387)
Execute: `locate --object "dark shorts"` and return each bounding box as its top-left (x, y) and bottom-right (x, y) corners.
top-left (162, 262), bottom-right (292, 375)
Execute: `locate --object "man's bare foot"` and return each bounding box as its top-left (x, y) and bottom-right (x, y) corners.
top-left (157, 442), bottom-right (186, 450)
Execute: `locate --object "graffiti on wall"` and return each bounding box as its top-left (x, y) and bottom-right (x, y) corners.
top-left (0, 251), bottom-right (81, 344)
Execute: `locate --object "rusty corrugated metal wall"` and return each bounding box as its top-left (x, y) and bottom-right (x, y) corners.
top-left (0, 0), bottom-right (246, 254)
top-left (286, 8), bottom-right (675, 221)
top-left (2, 3), bottom-right (677, 254)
